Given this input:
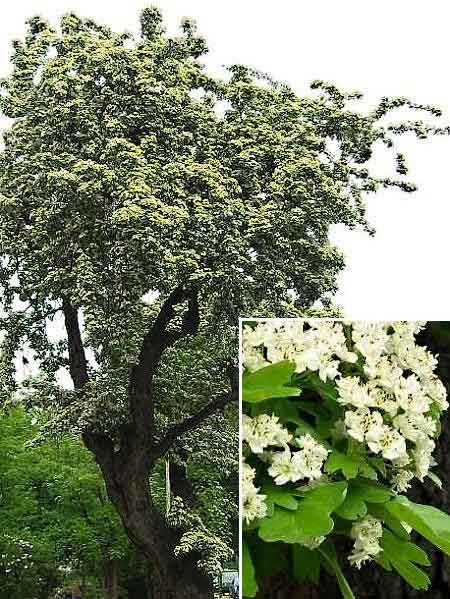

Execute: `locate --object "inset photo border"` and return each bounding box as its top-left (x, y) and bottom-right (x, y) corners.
top-left (240, 320), bottom-right (450, 599)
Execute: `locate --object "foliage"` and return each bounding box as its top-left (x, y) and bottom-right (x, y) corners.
top-left (0, 8), bottom-right (447, 411)
top-left (242, 320), bottom-right (450, 598)
top-left (0, 407), bottom-right (129, 598)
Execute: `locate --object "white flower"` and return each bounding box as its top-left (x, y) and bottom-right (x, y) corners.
top-left (366, 425), bottom-right (408, 462)
top-left (394, 375), bottom-right (431, 414)
top-left (267, 435), bottom-right (328, 484)
top-left (391, 469), bottom-right (414, 493)
top-left (364, 356), bottom-right (403, 391)
top-left (423, 377), bottom-right (448, 411)
top-left (344, 408), bottom-right (383, 443)
top-left (352, 322), bottom-right (389, 369)
top-left (242, 461), bottom-right (267, 523)
top-left (294, 434), bottom-right (329, 480)
top-left (242, 488), bottom-right (267, 524)
top-left (243, 414), bottom-right (292, 454)
top-left (349, 515), bottom-right (383, 569)
top-left (393, 412), bottom-right (436, 442)
top-left (242, 343), bottom-right (268, 371)
top-left (268, 447), bottom-right (302, 485)
top-left (391, 452), bottom-right (411, 468)
top-left (243, 320), bottom-right (356, 381)
top-left (412, 436), bottom-right (436, 481)
top-left (368, 387), bottom-right (399, 417)
top-left (336, 377), bottom-right (372, 409)
top-left (242, 461), bottom-right (256, 485)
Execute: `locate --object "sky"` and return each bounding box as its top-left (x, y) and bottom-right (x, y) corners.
top-left (1, 0), bottom-right (450, 320)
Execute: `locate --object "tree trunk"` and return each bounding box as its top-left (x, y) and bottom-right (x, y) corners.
top-left (93, 448), bottom-right (213, 599)
top-left (104, 559), bottom-right (119, 599)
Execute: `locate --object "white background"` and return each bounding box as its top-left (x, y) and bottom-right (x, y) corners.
top-left (1, 0), bottom-right (450, 319)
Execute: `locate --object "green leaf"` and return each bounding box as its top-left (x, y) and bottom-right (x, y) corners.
top-left (242, 539), bottom-right (258, 597)
top-left (258, 482), bottom-right (347, 543)
top-left (368, 503), bottom-right (410, 540)
top-left (253, 540), bottom-right (289, 579)
top-left (298, 372), bottom-right (339, 403)
top-left (318, 540), bottom-right (356, 599)
top-left (243, 361), bottom-right (301, 403)
top-left (379, 529), bottom-right (430, 590)
top-left (350, 478), bottom-right (393, 502)
top-left (385, 496), bottom-right (450, 556)
top-left (292, 545), bottom-right (321, 584)
top-left (335, 479), bottom-right (392, 520)
top-left (325, 450), bottom-right (376, 480)
top-left (262, 482), bottom-right (298, 511)
top-left (270, 399), bottom-right (308, 426)
top-left (335, 492), bottom-right (367, 520)
top-left (295, 400), bottom-right (329, 419)
top-left (368, 456), bottom-right (387, 477)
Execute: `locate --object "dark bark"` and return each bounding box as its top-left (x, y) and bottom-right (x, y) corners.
top-left (104, 559), bottom-right (119, 599)
top-left (61, 290), bottom-right (230, 599)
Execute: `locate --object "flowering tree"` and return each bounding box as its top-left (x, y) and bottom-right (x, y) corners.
top-left (0, 6), bottom-right (448, 599)
top-left (242, 321), bottom-right (450, 598)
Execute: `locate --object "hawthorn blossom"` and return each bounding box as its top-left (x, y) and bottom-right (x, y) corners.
top-left (336, 377), bottom-right (372, 409)
top-left (243, 414), bottom-right (291, 454)
top-left (349, 515), bottom-right (383, 568)
top-left (366, 424), bottom-right (408, 462)
top-left (242, 461), bottom-right (267, 524)
top-left (344, 407), bottom-right (383, 443)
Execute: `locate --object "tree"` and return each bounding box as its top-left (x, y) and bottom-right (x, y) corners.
top-left (0, 7), bottom-right (446, 598)
top-left (0, 407), bottom-right (130, 599)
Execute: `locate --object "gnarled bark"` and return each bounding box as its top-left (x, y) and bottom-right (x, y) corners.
top-left (62, 290), bottom-right (231, 599)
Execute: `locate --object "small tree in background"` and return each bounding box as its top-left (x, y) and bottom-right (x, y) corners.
top-left (0, 7), bottom-right (447, 598)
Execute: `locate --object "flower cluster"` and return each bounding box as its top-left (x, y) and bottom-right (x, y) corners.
top-left (243, 321), bottom-right (447, 496)
top-left (349, 515), bottom-right (383, 568)
top-left (242, 319), bottom-right (449, 568)
top-left (242, 413), bottom-right (329, 523)
top-left (242, 460), bottom-right (267, 524)
top-left (243, 320), bottom-right (358, 380)
top-left (337, 322), bottom-right (446, 490)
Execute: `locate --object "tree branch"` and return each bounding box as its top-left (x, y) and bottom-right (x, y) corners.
top-left (126, 285), bottom-right (200, 452)
top-left (152, 362), bottom-right (238, 459)
top-left (152, 389), bottom-right (237, 460)
top-left (130, 285), bottom-right (199, 385)
top-left (62, 299), bottom-right (116, 468)
top-left (62, 298), bottom-right (89, 389)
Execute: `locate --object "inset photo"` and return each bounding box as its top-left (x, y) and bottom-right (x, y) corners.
top-left (241, 320), bottom-right (450, 599)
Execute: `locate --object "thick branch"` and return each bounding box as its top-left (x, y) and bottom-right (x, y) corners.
top-left (62, 298), bottom-right (89, 389)
top-left (126, 285), bottom-right (200, 452)
top-left (62, 299), bottom-right (116, 468)
top-left (152, 389), bottom-right (237, 460)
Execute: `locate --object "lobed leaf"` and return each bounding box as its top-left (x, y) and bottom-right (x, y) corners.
top-left (385, 496), bottom-right (450, 556)
top-left (243, 361), bottom-right (301, 403)
top-left (258, 482), bottom-right (347, 543)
